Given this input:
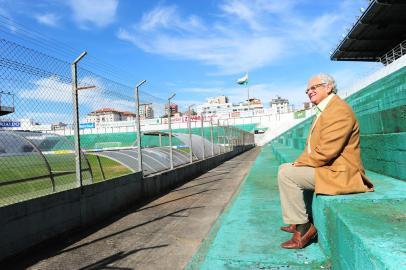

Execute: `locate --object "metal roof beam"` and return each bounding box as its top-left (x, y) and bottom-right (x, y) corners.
top-left (334, 49), bottom-right (384, 53)
top-left (346, 37), bottom-right (398, 42)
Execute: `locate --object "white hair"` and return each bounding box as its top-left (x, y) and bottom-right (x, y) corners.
top-left (315, 73), bottom-right (337, 94)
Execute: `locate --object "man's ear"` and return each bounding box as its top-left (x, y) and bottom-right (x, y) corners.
top-left (327, 84), bottom-right (333, 94)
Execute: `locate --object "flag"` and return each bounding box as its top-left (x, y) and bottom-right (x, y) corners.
top-left (236, 73), bottom-right (249, 85)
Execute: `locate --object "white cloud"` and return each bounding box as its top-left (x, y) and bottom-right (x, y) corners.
top-left (68, 0), bottom-right (118, 28)
top-left (138, 5), bottom-right (205, 33)
top-left (118, 28), bottom-right (284, 75)
top-left (19, 75), bottom-right (135, 114)
top-left (35, 13), bottom-right (59, 27)
top-left (219, 0), bottom-right (264, 31)
top-left (20, 76), bottom-right (72, 103)
top-left (118, 0), bottom-right (366, 75)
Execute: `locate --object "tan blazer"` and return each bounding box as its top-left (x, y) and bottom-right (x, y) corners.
top-left (295, 95), bottom-right (374, 195)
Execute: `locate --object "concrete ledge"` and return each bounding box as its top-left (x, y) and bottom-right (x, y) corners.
top-left (271, 142), bottom-right (301, 163)
top-left (326, 200), bottom-right (406, 270)
top-left (313, 171), bottom-right (406, 269)
top-left (271, 143), bottom-right (406, 269)
top-left (0, 145), bottom-right (254, 261)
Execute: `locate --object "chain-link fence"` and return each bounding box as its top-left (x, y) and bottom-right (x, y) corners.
top-left (0, 37), bottom-right (255, 207)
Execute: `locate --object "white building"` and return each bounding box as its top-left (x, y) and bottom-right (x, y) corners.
top-left (122, 111), bottom-right (136, 121)
top-left (139, 104), bottom-right (154, 119)
top-left (270, 96), bottom-right (290, 114)
top-left (207, 95), bottom-right (229, 104)
top-left (85, 108), bottom-right (135, 124)
top-left (196, 96), bottom-right (264, 118)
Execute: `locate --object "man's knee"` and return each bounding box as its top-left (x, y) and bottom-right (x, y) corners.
top-left (278, 163), bottom-right (293, 185)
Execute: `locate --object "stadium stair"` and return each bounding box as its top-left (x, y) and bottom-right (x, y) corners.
top-left (186, 145), bottom-right (329, 269)
top-left (188, 65), bottom-right (406, 269)
top-left (271, 142), bottom-right (406, 270)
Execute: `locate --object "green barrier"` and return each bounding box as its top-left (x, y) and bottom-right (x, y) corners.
top-left (294, 110), bottom-right (306, 119)
top-left (64, 123), bottom-right (257, 150)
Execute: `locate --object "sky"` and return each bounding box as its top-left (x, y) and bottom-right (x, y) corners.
top-left (0, 0), bottom-right (381, 112)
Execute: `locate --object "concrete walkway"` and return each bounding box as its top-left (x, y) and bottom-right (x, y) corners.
top-left (187, 144), bottom-right (328, 269)
top-left (2, 148), bottom-right (260, 270)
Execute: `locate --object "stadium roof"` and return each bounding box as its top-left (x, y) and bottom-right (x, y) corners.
top-left (331, 0), bottom-right (406, 62)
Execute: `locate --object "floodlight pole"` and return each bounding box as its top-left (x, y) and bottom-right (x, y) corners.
top-left (135, 80), bottom-right (146, 173)
top-left (168, 93), bottom-right (176, 170)
top-left (71, 51), bottom-right (87, 188)
top-left (188, 104), bottom-right (195, 164)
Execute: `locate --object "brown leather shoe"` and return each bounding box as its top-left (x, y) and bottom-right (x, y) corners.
top-left (280, 224), bottom-right (296, 233)
top-left (281, 223), bottom-right (317, 249)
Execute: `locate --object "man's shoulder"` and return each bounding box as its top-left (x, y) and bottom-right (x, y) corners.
top-left (326, 95), bottom-right (355, 115)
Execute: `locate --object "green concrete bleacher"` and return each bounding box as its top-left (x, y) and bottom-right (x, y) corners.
top-left (186, 145), bottom-right (328, 269)
top-left (65, 132), bottom-right (184, 149)
top-left (270, 66), bottom-right (406, 269)
top-left (65, 124), bottom-right (255, 151)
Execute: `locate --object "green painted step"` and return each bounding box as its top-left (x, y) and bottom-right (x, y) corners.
top-left (187, 145), bottom-right (328, 270)
top-left (313, 171), bottom-right (406, 268)
top-left (326, 200), bottom-right (406, 270)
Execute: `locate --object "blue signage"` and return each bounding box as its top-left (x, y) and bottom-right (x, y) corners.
top-left (0, 121), bottom-right (21, 127)
top-left (79, 122), bottom-right (95, 129)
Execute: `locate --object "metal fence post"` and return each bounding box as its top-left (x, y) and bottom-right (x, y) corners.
top-left (210, 118), bottom-right (214, 156)
top-left (135, 80), bottom-right (146, 173)
top-left (231, 127), bottom-right (235, 149)
top-left (168, 93), bottom-right (176, 169)
top-left (188, 104), bottom-right (194, 163)
top-left (217, 119), bottom-right (221, 154)
top-left (224, 120), bottom-right (227, 152)
top-left (71, 51), bottom-right (87, 188)
top-left (201, 113), bottom-right (205, 160)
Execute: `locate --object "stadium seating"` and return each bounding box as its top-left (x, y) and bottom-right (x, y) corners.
top-left (65, 132), bottom-right (184, 149)
top-left (270, 66), bottom-right (406, 269)
top-left (64, 124), bottom-right (257, 151)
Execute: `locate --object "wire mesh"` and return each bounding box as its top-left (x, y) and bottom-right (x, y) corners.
top-left (0, 35), bottom-right (255, 206)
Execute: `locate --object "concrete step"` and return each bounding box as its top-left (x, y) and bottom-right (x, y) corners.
top-left (187, 145), bottom-right (328, 269)
top-left (270, 142), bottom-right (406, 269)
top-left (313, 171), bottom-right (406, 270)
top-left (271, 142), bottom-right (302, 163)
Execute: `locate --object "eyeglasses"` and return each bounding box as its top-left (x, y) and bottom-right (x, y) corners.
top-left (305, 83), bottom-right (326, 94)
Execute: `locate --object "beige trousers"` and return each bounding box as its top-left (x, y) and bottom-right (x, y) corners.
top-left (277, 163), bottom-right (315, 224)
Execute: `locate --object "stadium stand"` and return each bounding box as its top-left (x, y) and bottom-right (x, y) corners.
top-left (66, 132), bottom-right (184, 149)
top-left (65, 124), bottom-right (256, 150)
top-left (271, 67), bottom-right (406, 268)
top-left (330, 0), bottom-right (406, 64)
top-left (271, 55), bottom-right (406, 269)
top-left (187, 0), bottom-right (406, 270)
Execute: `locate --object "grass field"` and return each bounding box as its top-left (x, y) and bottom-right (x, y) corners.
top-left (0, 153), bottom-right (132, 206)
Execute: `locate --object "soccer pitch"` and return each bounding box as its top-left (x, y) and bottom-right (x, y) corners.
top-left (0, 153), bottom-right (132, 206)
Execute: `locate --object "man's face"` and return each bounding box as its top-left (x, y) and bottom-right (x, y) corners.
top-left (306, 77), bottom-right (332, 105)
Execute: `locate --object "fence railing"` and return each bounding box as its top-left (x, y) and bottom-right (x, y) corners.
top-left (379, 40), bottom-right (406, 66)
top-left (0, 38), bottom-right (255, 207)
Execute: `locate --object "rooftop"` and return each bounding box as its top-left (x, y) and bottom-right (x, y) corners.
top-left (331, 0), bottom-right (406, 62)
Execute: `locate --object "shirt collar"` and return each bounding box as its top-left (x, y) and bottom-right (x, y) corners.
top-left (315, 93), bottom-right (335, 116)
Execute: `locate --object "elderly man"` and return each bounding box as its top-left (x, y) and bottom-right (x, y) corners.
top-left (278, 73), bottom-right (374, 249)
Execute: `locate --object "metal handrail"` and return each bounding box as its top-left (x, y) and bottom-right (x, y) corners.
top-left (379, 40), bottom-right (406, 66)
